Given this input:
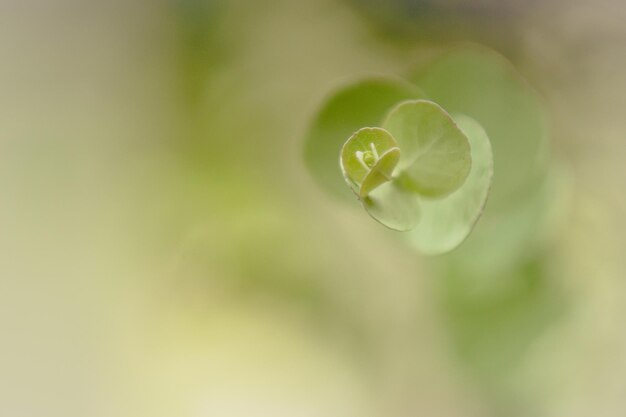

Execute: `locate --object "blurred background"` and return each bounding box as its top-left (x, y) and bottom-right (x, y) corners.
top-left (1, 0), bottom-right (626, 416)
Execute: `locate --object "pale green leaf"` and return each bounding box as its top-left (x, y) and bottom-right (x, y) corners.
top-left (382, 100), bottom-right (472, 198)
top-left (340, 127), bottom-right (400, 198)
top-left (407, 114), bottom-right (493, 255)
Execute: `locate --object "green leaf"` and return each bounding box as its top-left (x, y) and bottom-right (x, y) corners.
top-left (362, 181), bottom-right (420, 231)
top-left (413, 46), bottom-right (548, 211)
top-left (340, 127), bottom-right (400, 198)
top-left (304, 77), bottom-right (425, 200)
top-left (382, 100), bottom-right (471, 198)
top-left (407, 114), bottom-right (493, 255)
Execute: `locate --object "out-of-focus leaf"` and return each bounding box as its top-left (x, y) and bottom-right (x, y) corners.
top-left (382, 100), bottom-right (471, 198)
top-left (304, 78), bottom-right (424, 200)
top-left (407, 115), bottom-right (493, 255)
top-left (340, 127), bottom-right (400, 198)
top-left (413, 46), bottom-right (548, 211)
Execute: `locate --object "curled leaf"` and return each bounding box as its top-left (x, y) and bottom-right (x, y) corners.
top-left (340, 127), bottom-right (400, 198)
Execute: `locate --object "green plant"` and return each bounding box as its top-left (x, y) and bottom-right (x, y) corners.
top-left (303, 45), bottom-right (554, 256)
top-left (304, 72), bottom-right (494, 255)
